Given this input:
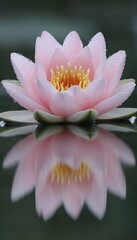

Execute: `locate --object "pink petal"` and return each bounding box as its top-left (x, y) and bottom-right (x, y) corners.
top-left (11, 53), bottom-right (37, 100)
top-left (34, 63), bottom-right (49, 104)
top-left (2, 81), bottom-right (50, 112)
top-left (35, 63), bottom-right (56, 109)
top-left (84, 77), bottom-right (106, 107)
top-left (63, 31), bottom-right (83, 62)
top-left (67, 86), bottom-right (87, 109)
top-left (94, 66), bottom-right (104, 79)
top-left (48, 48), bottom-right (68, 80)
top-left (41, 31), bottom-right (60, 45)
top-left (36, 78), bottom-right (57, 107)
top-left (72, 46), bottom-right (94, 80)
top-left (50, 92), bottom-right (82, 117)
top-left (99, 129), bottom-right (136, 166)
top-left (11, 153), bottom-right (37, 201)
top-left (93, 81), bottom-right (135, 114)
top-left (35, 63), bottom-right (47, 81)
top-left (35, 31), bottom-right (60, 72)
top-left (104, 51), bottom-right (126, 97)
top-left (86, 172), bottom-right (107, 219)
top-left (3, 134), bottom-right (36, 168)
top-left (63, 186), bottom-right (84, 219)
top-left (88, 32), bottom-right (106, 70)
top-left (36, 177), bottom-right (61, 220)
top-left (115, 79), bottom-right (135, 94)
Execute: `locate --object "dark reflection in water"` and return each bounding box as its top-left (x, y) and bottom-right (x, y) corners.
top-left (2, 124), bottom-right (135, 221)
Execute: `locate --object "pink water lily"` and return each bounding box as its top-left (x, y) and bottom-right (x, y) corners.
top-left (3, 126), bottom-right (135, 220)
top-left (0, 31), bottom-right (136, 124)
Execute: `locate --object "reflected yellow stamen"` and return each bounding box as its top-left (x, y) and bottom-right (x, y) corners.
top-left (51, 161), bottom-right (91, 185)
top-left (50, 63), bottom-right (90, 91)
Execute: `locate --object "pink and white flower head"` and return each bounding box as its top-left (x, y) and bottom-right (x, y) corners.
top-left (1, 31), bottom-right (136, 124)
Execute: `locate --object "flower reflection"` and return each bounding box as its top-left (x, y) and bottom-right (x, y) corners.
top-left (3, 125), bottom-right (135, 220)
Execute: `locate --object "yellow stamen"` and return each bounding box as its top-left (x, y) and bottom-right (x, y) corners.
top-left (51, 161), bottom-right (91, 185)
top-left (50, 63), bottom-right (90, 91)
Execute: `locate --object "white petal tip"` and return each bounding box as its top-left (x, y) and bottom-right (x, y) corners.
top-left (0, 110), bottom-right (37, 124)
top-left (97, 108), bottom-right (137, 121)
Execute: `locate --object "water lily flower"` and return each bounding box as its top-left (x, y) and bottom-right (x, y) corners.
top-left (0, 31), bottom-right (137, 124)
top-left (2, 125), bottom-right (135, 220)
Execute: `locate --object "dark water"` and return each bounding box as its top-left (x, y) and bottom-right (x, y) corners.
top-left (0, 0), bottom-right (137, 239)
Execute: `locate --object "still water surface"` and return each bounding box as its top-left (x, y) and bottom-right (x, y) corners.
top-left (0, 121), bottom-right (137, 239)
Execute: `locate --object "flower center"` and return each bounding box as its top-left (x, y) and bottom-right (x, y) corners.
top-left (50, 63), bottom-right (90, 91)
top-left (51, 161), bottom-right (91, 185)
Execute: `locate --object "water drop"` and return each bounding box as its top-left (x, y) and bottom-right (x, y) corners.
top-left (0, 121), bottom-right (6, 127)
top-left (129, 116), bottom-right (136, 124)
